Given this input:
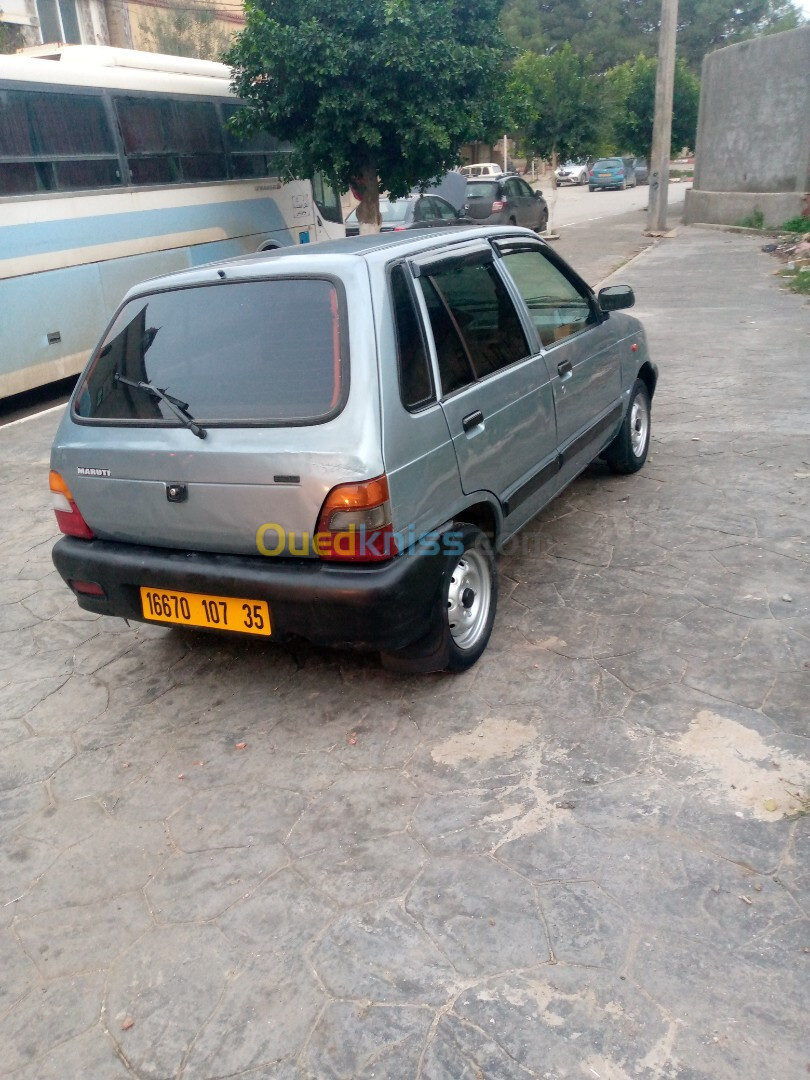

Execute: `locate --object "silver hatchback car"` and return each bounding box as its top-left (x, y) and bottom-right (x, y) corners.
top-left (50, 227), bottom-right (656, 672)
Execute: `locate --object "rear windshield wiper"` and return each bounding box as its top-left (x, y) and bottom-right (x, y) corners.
top-left (114, 374), bottom-right (208, 440)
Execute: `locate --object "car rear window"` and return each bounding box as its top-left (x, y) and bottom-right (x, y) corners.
top-left (465, 182), bottom-right (499, 200)
top-left (594, 159), bottom-right (622, 169)
top-left (73, 278), bottom-right (345, 425)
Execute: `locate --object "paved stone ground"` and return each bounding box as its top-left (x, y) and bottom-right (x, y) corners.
top-left (0, 228), bottom-right (808, 1079)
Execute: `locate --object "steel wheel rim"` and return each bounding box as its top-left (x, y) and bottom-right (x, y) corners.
top-left (630, 394), bottom-right (649, 457)
top-left (446, 547), bottom-right (491, 651)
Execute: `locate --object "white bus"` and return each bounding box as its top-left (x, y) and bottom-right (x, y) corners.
top-left (0, 45), bottom-right (345, 400)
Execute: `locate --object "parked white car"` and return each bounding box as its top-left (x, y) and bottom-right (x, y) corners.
top-left (459, 162), bottom-right (503, 178)
top-left (555, 162), bottom-right (589, 186)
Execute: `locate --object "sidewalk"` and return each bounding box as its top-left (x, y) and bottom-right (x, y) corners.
top-left (0, 227), bottom-right (808, 1079)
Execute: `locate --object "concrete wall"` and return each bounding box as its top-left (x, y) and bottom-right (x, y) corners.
top-left (685, 25), bottom-right (810, 227)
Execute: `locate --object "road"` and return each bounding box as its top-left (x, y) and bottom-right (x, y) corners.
top-left (539, 177), bottom-right (690, 230)
top-left (0, 225), bottom-right (807, 1079)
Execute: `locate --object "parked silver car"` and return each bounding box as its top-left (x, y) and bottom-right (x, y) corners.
top-left (555, 161), bottom-right (589, 186)
top-left (50, 227), bottom-right (657, 672)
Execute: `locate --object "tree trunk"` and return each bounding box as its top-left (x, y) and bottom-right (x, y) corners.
top-left (547, 145), bottom-right (559, 233)
top-left (351, 165), bottom-right (381, 235)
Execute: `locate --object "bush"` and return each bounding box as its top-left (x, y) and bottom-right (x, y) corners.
top-left (780, 217), bottom-right (810, 234)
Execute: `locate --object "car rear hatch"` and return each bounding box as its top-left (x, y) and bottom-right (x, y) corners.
top-left (51, 268), bottom-right (383, 559)
top-left (464, 182), bottom-right (501, 221)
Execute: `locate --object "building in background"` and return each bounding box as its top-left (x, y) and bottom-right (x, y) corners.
top-left (1, 0), bottom-right (241, 56)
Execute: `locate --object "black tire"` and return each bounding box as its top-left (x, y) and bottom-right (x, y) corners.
top-left (619, 179), bottom-right (626, 191)
top-left (380, 523), bottom-right (498, 673)
top-left (508, 216), bottom-right (517, 226)
top-left (441, 523), bottom-right (498, 671)
top-left (604, 379), bottom-right (651, 474)
top-left (588, 185), bottom-right (595, 192)
top-left (537, 210), bottom-right (548, 233)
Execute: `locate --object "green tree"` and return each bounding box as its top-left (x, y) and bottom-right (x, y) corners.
top-left (225, 0), bottom-right (510, 231)
top-left (138, 1), bottom-right (233, 62)
top-left (605, 53), bottom-right (700, 160)
top-left (501, 0), bottom-right (805, 72)
top-left (0, 19), bottom-right (27, 53)
top-left (510, 44), bottom-right (605, 165)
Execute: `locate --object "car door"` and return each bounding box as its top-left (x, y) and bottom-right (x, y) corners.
top-left (513, 176), bottom-right (542, 228)
top-left (410, 241), bottom-right (558, 524)
top-left (495, 238), bottom-right (623, 475)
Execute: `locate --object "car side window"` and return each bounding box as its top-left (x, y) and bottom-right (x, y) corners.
top-left (499, 247), bottom-right (597, 348)
top-left (419, 259), bottom-right (530, 390)
top-left (434, 198), bottom-right (457, 221)
top-left (515, 178), bottom-right (533, 197)
top-left (418, 198), bottom-right (437, 222)
top-left (391, 264), bottom-right (435, 409)
top-left (503, 178), bottom-right (519, 198)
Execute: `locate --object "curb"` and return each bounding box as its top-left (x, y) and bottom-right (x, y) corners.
top-left (687, 222), bottom-right (786, 237)
top-left (596, 235), bottom-right (664, 288)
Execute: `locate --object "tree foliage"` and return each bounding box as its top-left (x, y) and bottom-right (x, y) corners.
top-left (501, 0), bottom-right (805, 71)
top-left (510, 44), bottom-right (605, 162)
top-left (0, 20), bottom-right (27, 54)
top-left (225, 0), bottom-right (510, 228)
top-left (138, 1), bottom-right (234, 61)
top-left (605, 53), bottom-right (700, 158)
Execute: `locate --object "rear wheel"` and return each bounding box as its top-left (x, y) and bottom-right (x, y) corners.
top-left (588, 185), bottom-right (595, 192)
top-left (380, 523), bottom-right (498, 673)
top-left (604, 379), bottom-right (651, 474)
top-left (443, 525), bottom-right (498, 671)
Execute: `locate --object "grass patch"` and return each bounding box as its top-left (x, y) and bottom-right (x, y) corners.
top-left (779, 216), bottom-right (810, 233)
top-left (788, 270), bottom-right (810, 294)
top-left (737, 209), bottom-right (764, 229)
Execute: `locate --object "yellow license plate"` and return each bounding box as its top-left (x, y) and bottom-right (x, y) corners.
top-left (140, 587), bottom-right (271, 636)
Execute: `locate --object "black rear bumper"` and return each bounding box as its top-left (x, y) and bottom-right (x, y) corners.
top-left (52, 536), bottom-right (446, 651)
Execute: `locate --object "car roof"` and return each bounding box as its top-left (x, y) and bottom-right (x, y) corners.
top-left (118, 226), bottom-right (547, 296)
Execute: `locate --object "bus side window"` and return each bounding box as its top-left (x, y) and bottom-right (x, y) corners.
top-left (0, 90), bottom-right (120, 194)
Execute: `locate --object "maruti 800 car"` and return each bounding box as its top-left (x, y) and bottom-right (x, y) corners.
top-left (50, 227), bottom-right (657, 672)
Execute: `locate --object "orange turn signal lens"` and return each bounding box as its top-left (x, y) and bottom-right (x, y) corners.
top-left (315, 475), bottom-right (397, 562)
top-left (49, 470), bottom-right (95, 540)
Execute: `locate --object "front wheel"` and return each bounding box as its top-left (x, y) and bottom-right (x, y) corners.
top-left (536, 210), bottom-right (548, 233)
top-left (604, 379), bottom-right (651, 474)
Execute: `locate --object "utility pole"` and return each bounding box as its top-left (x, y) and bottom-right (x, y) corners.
top-left (647, 0), bottom-right (679, 233)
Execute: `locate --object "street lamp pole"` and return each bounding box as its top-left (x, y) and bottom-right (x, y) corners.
top-left (647, 0), bottom-right (679, 233)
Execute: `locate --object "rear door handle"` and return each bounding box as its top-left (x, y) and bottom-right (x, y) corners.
top-left (557, 359), bottom-right (573, 378)
top-left (462, 410), bottom-right (484, 433)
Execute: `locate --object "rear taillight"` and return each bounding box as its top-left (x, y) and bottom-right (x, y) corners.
top-left (49, 471), bottom-right (94, 539)
top-left (491, 200), bottom-right (505, 211)
top-left (393, 225), bottom-right (407, 231)
top-left (315, 475), bottom-right (398, 562)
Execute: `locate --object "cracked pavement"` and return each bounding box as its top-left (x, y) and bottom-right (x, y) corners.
top-left (0, 226), bottom-right (808, 1079)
